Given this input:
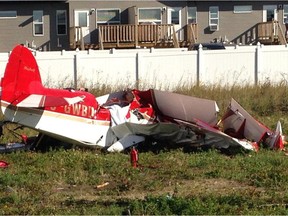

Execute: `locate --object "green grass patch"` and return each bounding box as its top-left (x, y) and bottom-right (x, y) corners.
top-left (0, 83), bottom-right (288, 214)
top-left (1, 149), bottom-right (288, 214)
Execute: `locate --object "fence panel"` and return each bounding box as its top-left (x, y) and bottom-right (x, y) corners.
top-left (76, 53), bottom-right (137, 89)
top-left (137, 51), bottom-right (197, 89)
top-left (200, 48), bottom-right (256, 86)
top-left (0, 45), bottom-right (288, 90)
top-left (259, 45), bottom-right (288, 84)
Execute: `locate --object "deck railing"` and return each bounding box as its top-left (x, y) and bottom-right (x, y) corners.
top-left (186, 23), bottom-right (198, 44)
top-left (70, 23), bottom-right (199, 49)
top-left (257, 21), bottom-right (287, 45)
top-left (98, 24), bottom-right (176, 48)
top-left (69, 26), bottom-right (84, 50)
top-left (99, 25), bottom-right (135, 43)
top-left (70, 22), bottom-right (287, 49)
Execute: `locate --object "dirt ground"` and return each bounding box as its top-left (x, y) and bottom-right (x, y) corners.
top-left (49, 178), bottom-right (265, 202)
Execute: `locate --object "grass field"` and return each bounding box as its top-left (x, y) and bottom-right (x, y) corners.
top-left (1, 82), bottom-right (288, 214)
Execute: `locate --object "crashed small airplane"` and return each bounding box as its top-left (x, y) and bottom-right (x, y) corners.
top-left (0, 45), bottom-right (284, 152)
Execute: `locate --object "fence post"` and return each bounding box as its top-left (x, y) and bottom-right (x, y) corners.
top-left (73, 48), bottom-right (79, 89)
top-left (110, 48), bottom-right (116, 54)
top-left (255, 42), bottom-right (262, 85)
top-left (197, 44), bottom-right (203, 86)
top-left (135, 52), bottom-right (140, 89)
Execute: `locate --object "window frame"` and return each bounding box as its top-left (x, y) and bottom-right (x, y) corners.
top-left (209, 6), bottom-right (219, 31)
top-left (187, 7), bottom-right (197, 24)
top-left (56, 10), bottom-right (67, 35)
top-left (284, 4), bottom-right (288, 24)
top-left (96, 8), bottom-right (121, 25)
top-left (0, 11), bottom-right (17, 19)
top-left (170, 7), bottom-right (181, 25)
top-left (33, 10), bottom-right (44, 36)
top-left (138, 7), bottom-right (162, 24)
top-left (233, 5), bottom-right (252, 14)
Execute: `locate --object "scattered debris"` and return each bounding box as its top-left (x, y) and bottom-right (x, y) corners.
top-left (130, 147), bottom-right (138, 168)
top-left (0, 44), bottom-right (285, 154)
top-left (0, 160), bottom-right (9, 168)
top-left (96, 182), bottom-right (109, 189)
top-left (0, 143), bottom-right (30, 153)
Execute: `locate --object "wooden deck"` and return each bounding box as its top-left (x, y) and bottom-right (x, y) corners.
top-left (257, 21), bottom-right (287, 45)
top-left (69, 21), bottom-right (287, 50)
top-left (70, 23), bottom-right (198, 50)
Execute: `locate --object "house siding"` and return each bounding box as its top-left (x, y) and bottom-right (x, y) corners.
top-left (68, 1), bottom-right (177, 44)
top-left (0, 1), bottom-right (68, 52)
top-left (0, 1), bottom-right (287, 52)
top-left (67, 1), bottom-right (288, 47)
top-left (186, 1), bottom-right (286, 44)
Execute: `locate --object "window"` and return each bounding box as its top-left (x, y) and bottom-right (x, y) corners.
top-left (234, 5), bottom-right (252, 13)
top-left (138, 8), bottom-right (162, 24)
top-left (77, 12), bottom-right (88, 27)
top-left (188, 7), bottom-right (197, 23)
top-left (0, 11), bottom-right (17, 18)
top-left (33, 10), bottom-right (43, 36)
top-left (97, 9), bottom-right (120, 25)
top-left (284, 5), bottom-right (288, 24)
top-left (209, 6), bottom-right (219, 31)
top-left (56, 10), bottom-right (67, 35)
top-left (266, 10), bottom-right (274, 21)
top-left (171, 8), bottom-right (180, 24)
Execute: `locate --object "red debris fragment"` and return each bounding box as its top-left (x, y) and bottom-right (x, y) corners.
top-left (0, 160), bottom-right (9, 168)
top-left (21, 134), bottom-right (28, 144)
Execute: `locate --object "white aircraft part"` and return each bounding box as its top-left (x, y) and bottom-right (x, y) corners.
top-left (231, 138), bottom-right (256, 151)
top-left (107, 105), bottom-right (130, 126)
top-left (276, 121), bottom-right (283, 135)
top-left (1, 101), bottom-right (110, 148)
top-left (96, 94), bottom-right (110, 105)
top-left (275, 121), bottom-right (285, 147)
top-left (266, 121), bottom-right (284, 149)
top-left (107, 135), bottom-right (145, 152)
top-left (96, 91), bottom-right (126, 105)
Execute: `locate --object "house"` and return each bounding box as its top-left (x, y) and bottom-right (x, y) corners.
top-left (0, 0), bottom-right (69, 52)
top-left (0, 0), bottom-right (287, 52)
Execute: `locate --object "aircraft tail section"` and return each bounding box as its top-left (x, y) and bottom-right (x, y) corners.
top-left (1, 45), bottom-right (43, 105)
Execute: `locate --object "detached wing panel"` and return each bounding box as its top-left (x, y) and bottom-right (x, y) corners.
top-left (175, 119), bottom-right (256, 151)
top-left (152, 90), bottom-right (219, 126)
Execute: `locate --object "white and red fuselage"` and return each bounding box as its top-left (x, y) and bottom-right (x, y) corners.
top-left (0, 45), bottom-right (112, 148)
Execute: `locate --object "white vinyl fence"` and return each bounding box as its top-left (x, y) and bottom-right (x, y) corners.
top-left (0, 43), bottom-right (288, 90)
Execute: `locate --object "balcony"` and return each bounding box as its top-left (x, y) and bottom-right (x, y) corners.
top-left (70, 23), bottom-right (198, 50)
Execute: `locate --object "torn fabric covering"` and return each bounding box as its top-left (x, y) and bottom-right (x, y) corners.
top-left (175, 119), bottom-right (256, 150)
top-left (106, 122), bottom-right (194, 149)
top-left (108, 122), bottom-right (184, 143)
top-left (102, 89), bottom-right (156, 126)
top-left (107, 105), bottom-right (130, 126)
top-left (105, 121), bottom-right (256, 150)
